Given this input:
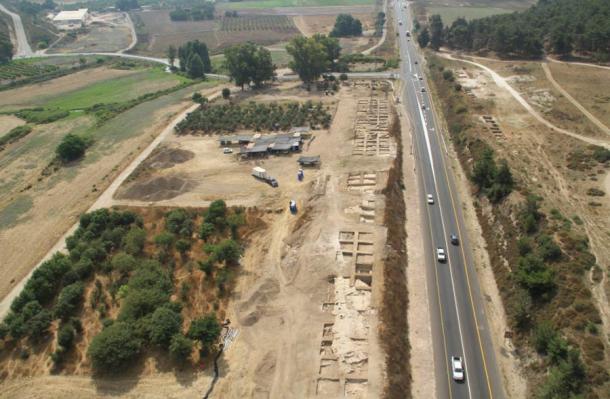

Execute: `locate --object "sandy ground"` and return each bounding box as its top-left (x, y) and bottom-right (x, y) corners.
top-left (0, 67), bottom-right (138, 111)
top-left (0, 81), bottom-right (401, 397)
top-left (0, 115), bottom-right (25, 136)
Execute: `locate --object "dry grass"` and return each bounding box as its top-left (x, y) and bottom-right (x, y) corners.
top-left (547, 62), bottom-right (610, 128)
top-left (379, 114), bottom-right (411, 398)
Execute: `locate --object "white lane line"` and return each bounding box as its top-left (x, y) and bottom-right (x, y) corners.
top-left (410, 65), bottom-right (474, 399)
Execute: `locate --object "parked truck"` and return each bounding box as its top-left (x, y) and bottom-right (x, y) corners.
top-left (252, 167), bottom-right (278, 187)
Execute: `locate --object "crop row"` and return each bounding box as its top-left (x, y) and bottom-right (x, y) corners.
top-left (220, 15), bottom-right (297, 33)
top-left (0, 62), bottom-right (58, 80)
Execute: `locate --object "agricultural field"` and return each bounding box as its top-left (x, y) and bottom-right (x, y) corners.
top-left (220, 0), bottom-right (375, 9)
top-left (0, 57), bottom-right (111, 87)
top-left (0, 66), bottom-right (186, 112)
top-left (424, 5), bottom-right (514, 25)
top-left (0, 71), bottom-right (221, 308)
top-left (132, 10), bottom-right (298, 56)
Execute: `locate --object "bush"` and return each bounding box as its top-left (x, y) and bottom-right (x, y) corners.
top-left (88, 322), bottom-right (142, 372)
top-left (514, 254), bottom-right (554, 296)
top-left (339, 73), bottom-right (348, 81)
top-left (205, 200), bottom-right (227, 228)
top-left (165, 209), bottom-right (193, 237)
top-left (215, 239), bottom-right (241, 265)
top-left (56, 134), bottom-right (87, 162)
top-left (154, 231), bottom-right (175, 250)
top-left (149, 306), bottom-right (182, 348)
top-left (57, 323), bottom-right (75, 350)
top-left (54, 282), bottom-right (85, 320)
top-left (222, 88), bottom-right (231, 100)
top-left (175, 239), bottom-right (191, 256)
top-left (15, 108), bottom-right (70, 124)
top-left (199, 222), bottom-right (215, 240)
top-left (187, 313), bottom-right (221, 351)
top-left (169, 333), bottom-right (193, 362)
top-left (536, 235), bottom-right (562, 261)
top-left (111, 252), bottom-right (137, 275)
top-left (0, 125), bottom-right (32, 147)
top-left (122, 226), bottom-right (146, 255)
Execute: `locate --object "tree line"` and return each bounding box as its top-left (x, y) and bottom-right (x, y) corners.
top-left (418, 0), bottom-right (610, 60)
top-left (169, 2), bottom-right (214, 21)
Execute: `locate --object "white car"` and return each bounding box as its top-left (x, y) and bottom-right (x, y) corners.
top-left (437, 247), bottom-right (446, 262)
top-left (427, 194), bottom-right (434, 204)
top-left (223, 147), bottom-right (233, 154)
top-left (451, 356), bottom-right (465, 381)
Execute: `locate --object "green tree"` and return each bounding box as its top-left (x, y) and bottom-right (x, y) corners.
top-left (428, 14), bottom-right (444, 50)
top-left (111, 252), bottom-right (137, 275)
top-left (56, 134), bottom-right (87, 162)
top-left (169, 333), bottom-right (193, 362)
top-left (54, 282), bottom-right (85, 320)
top-left (123, 226), bottom-right (146, 255)
top-left (187, 54), bottom-right (205, 79)
top-left (199, 222), bottom-right (215, 240)
top-left (175, 239), bottom-right (191, 257)
top-left (205, 200), bottom-right (227, 228)
top-left (215, 239), bottom-right (241, 265)
top-left (224, 42), bottom-right (275, 90)
top-left (330, 14), bottom-right (363, 37)
top-left (313, 34), bottom-right (341, 71)
top-left (417, 27), bottom-right (430, 48)
top-left (168, 45), bottom-right (177, 67)
top-left (0, 37), bottom-right (13, 64)
top-left (287, 36), bottom-right (329, 89)
top-left (165, 208), bottom-right (193, 237)
top-left (222, 88), bottom-right (231, 100)
top-left (57, 323), bottom-right (75, 350)
top-left (149, 306), bottom-right (182, 348)
top-left (188, 313), bottom-right (221, 351)
top-left (88, 322), bottom-right (142, 372)
top-left (515, 254), bottom-right (554, 296)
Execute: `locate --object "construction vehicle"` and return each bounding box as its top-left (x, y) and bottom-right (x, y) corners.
top-left (252, 167), bottom-right (278, 187)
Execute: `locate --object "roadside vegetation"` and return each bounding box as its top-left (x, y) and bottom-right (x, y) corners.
top-left (417, 0), bottom-right (610, 61)
top-left (426, 54), bottom-right (608, 399)
top-left (0, 203), bottom-right (259, 373)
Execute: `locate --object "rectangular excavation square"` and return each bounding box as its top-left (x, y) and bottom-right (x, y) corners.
top-left (344, 379), bottom-right (369, 398)
top-left (357, 232), bottom-right (373, 241)
top-left (355, 264), bottom-right (372, 274)
top-left (356, 243), bottom-right (373, 253)
top-left (317, 378), bottom-right (341, 396)
top-left (339, 231), bottom-right (355, 241)
top-left (319, 358), bottom-right (339, 377)
top-left (340, 242), bottom-right (354, 251)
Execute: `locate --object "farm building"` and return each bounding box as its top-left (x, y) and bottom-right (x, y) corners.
top-left (53, 9), bottom-right (89, 30)
top-left (219, 133), bottom-right (303, 157)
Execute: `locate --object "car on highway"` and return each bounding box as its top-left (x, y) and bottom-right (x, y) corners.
top-left (450, 234), bottom-right (459, 245)
top-left (421, 87), bottom-right (426, 92)
top-left (451, 356), bottom-right (465, 381)
top-left (414, 60), bottom-right (418, 64)
top-left (427, 194), bottom-right (434, 204)
top-left (436, 247), bottom-right (447, 262)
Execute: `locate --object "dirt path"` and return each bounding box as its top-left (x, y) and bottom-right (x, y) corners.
top-left (361, 0), bottom-right (387, 56)
top-left (119, 12), bottom-right (138, 54)
top-left (0, 3), bottom-right (32, 57)
top-left (540, 62), bottom-right (610, 136)
top-left (440, 53), bottom-right (610, 149)
top-left (547, 56), bottom-right (610, 71)
top-left (0, 86), bottom-right (226, 320)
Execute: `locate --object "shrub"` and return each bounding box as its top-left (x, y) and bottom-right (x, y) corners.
top-left (56, 134), bottom-right (88, 162)
top-left (111, 252), bottom-right (137, 274)
top-left (149, 306), bottom-right (182, 348)
top-left (175, 239), bottom-right (191, 256)
top-left (169, 333), bottom-right (193, 362)
top-left (165, 209), bottom-right (193, 237)
top-left (16, 108), bottom-right (69, 124)
top-left (0, 125), bottom-right (33, 147)
top-left (188, 313), bottom-right (221, 351)
top-left (54, 282), bottom-right (85, 320)
top-left (57, 323), bottom-right (75, 350)
top-left (199, 222), bottom-right (215, 240)
top-left (536, 235), bottom-right (562, 261)
top-left (222, 88), bottom-right (231, 100)
top-left (205, 200), bottom-right (227, 228)
top-left (122, 226), bottom-right (146, 255)
top-left (88, 322), bottom-right (142, 372)
top-left (154, 231), bottom-right (175, 250)
top-left (514, 254), bottom-right (554, 296)
top-left (215, 239), bottom-right (241, 265)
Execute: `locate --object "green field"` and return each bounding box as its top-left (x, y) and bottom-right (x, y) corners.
top-left (426, 6), bottom-right (514, 25)
top-left (222, 0), bottom-right (374, 9)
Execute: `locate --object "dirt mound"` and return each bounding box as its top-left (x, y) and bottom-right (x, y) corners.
top-left (118, 174), bottom-right (195, 201)
top-left (146, 147), bottom-right (195, 169)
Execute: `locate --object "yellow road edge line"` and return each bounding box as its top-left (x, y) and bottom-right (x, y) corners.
top-left (412, 121), bottom-right (454, 399)
top-left (434, 119), bottom-right (495, 398)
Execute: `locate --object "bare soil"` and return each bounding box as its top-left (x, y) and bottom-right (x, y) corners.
top-left (0, 115), bottom-right (25, 137)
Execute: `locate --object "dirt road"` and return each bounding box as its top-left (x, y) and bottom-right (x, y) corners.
top-left (0, 2), bottom-right (33, 57)
top-left (440, 53), bottom-right (610, 149)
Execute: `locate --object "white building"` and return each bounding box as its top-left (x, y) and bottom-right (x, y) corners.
top-left (53, 9), bottom-right (89, 30)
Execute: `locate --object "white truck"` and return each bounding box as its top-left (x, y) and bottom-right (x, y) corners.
top-left (252, 167), bottom-right (278, 187)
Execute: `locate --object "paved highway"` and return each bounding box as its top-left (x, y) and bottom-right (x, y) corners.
top-left (394, 2), bottom-right (505, 398)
